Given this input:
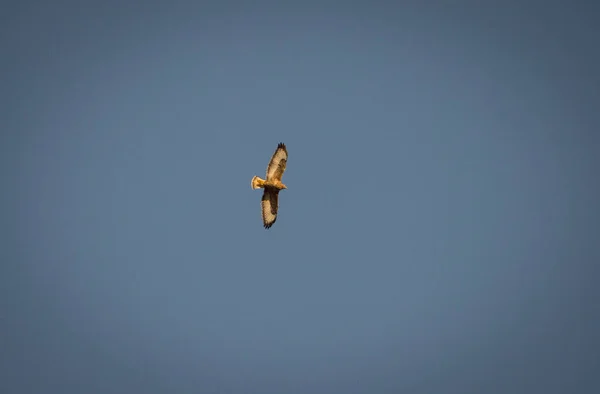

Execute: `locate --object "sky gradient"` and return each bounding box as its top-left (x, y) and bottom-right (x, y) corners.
top-left (2, 1), bottom-right (599, 393)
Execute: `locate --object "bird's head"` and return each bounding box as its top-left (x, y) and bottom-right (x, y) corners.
top-left (281, 183), bottom-right (287, 190)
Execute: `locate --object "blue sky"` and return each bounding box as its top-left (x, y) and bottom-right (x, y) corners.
top-left (2, 1), bottom-right (599, 393)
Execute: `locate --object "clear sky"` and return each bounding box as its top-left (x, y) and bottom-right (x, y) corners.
top-left (2, 1), bottom-right (599, 393)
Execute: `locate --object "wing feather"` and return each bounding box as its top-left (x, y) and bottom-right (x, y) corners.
top-left (266, 143), bottom-right (288, 181)
top-left (261, 188), bottom-right (279, 229)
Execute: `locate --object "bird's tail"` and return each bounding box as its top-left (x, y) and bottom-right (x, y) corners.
top-left (251, 176), bottom-right (265, 189)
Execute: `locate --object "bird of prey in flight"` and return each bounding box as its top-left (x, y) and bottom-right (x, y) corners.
top-left (251, 143), bottom-right (288, 229)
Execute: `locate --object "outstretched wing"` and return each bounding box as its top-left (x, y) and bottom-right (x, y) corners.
top-left (261, 188), bottom-right (279, 229)
top-left (266, 143), bottom-right (287, 181)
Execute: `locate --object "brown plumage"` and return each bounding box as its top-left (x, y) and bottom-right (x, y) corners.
top-left (251, 143), bottom-right (288, 229)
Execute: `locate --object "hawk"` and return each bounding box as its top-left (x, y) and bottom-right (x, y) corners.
top-left (251, 143), bottom-right (288, 229)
